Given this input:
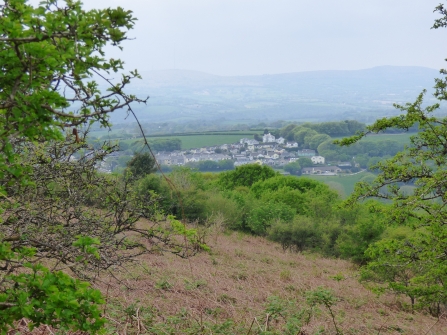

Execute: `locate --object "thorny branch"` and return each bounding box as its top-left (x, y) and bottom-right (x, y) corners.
top-left (0, 138), bottom-right (199, 291)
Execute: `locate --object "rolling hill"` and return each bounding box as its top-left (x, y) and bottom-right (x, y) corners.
top-left (107, 66), bottom-right (444, 124)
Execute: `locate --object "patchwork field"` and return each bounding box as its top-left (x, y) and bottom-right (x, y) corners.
top-left (149, 134), bottom-right (253, 150)
top-left (92, 131), bottom-right (260, 150)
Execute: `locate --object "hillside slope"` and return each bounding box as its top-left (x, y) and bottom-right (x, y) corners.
top-left (100, 229), bottom-right (446, 335)
top-left (13, 227), bottom-right (446, 334)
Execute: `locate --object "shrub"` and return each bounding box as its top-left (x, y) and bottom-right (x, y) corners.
top-left (217, 164), bottom-right (277, 190)
top-left (336, 216), bottom-right (386, 263)
top-left (202, 192), bottom-right (243, 230)
top-left (268, 215), bottom-right (345, 256)
top-left (251, 175), bottom-right (329, 198)
top-left (126, 152), bottom-right (157, 179)
top-left (247, 201), bottom-right (295, 235)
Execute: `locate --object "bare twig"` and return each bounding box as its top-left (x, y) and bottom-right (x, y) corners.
top-left (376, 316), bottom-right (391, 335)
top-left (254, 317), bottom-right (263, 332)
top-left (246, 318), bottom-right (255, 335)
top-left (265, 313), bottom-right (270, 331)
top-left (423, 313), bottom-right (445, 335)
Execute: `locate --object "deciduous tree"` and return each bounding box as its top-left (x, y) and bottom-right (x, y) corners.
top-left (217, 164), bottom-right (278, 189)
top-left (0, 0), bottom-right (146, 184)
top-left (126, 152), bottom-right (157, 179)
top-left (1, 139), bottom-right (200, 332)
top-left (337, 4), bottom-right (447, 311)
top-left (0, 0), bottom-right (157, 331)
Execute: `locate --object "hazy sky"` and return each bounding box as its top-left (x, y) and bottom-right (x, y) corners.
top-left (35, 1), bottom-right (447, 76)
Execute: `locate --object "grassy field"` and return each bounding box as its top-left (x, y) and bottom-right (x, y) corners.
top-left (121, 133), bottom-right (255, 150)
top-left (334, 132), bottom-right (413, 146)
top-left (307, 170), bottom-right (377, 198)
top-left (90, 129), bottom-right (260, 150)
top-left (360, 132), bottom-right (413, 145)
top-left (88, 227), bottom-right (446, 335)
top-left (171, 134), bottom-right (247, 149)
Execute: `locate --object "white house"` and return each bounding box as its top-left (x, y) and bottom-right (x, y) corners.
top-left (156, 155), bottom-right (172, 165)
top-left (276, 137), bottom-right (285, 144)
top-left (285, 142), bottom-right (298, 148)
top-left (311, 156), bottom-right (325, 164)
top-left (247, 139), bottom-right (259, 145)
top-left (297, 149), bottom-right (316, 157)
top-left (302, 166), bottom-right (342, 175)
top-left (263, 133), bottom-right (276, 143)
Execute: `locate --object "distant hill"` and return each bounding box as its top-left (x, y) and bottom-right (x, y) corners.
top-left (108, 66), bottom-right (443, 124)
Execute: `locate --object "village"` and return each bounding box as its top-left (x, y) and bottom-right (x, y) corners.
top-left (153, 133), bottom-right (353, 175)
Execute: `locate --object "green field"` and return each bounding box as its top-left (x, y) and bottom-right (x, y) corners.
top-left (89, 128), bottom-right (260, 150)
top-left (318, 132), bottom-right (413, 196)
top-left (334, 132), bottom-right (413, 146)
top-left (307, 171), bottom-right (377, 198)
top-left (166, 134), bottom-right (247, 149)
top-left (360, 132), bottom-right (413, 145)
top-left (121, 134), bottom-right (253, 150)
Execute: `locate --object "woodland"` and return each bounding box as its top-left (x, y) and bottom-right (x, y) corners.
top-left (1, 0), bottom-right (447, 334)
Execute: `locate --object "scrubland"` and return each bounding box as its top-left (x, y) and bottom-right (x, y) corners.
top-left (14, 229), bottom-right (443, 335)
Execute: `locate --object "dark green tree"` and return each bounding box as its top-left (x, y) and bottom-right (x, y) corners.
top-left (298, 157), bottom-right (313, 168)
top-left (218, 159), bottom-right (235, 170)
top-left (284, 161), bottom-right (301, 175)
top-left (217, 164), bottom-right (278, 190)
top-left (293, 127), bottom-right (318, 145)
top-left (308, 133), bottom-right (331, 150)
top-left (344, 120), bottom-right (366, 134)
top-left (126, 152), bottom-right (157, 179)
top-left (197, 160), bottom-right (219, 171)
top-left (280, 124), bottom-right (298, 140)
top-left (354, 154), bottom-right (369, 169)
top-left (247, 201), bottom-right (295, 235)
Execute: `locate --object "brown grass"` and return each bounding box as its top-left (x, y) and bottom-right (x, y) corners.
top-left (95, 230), bottom-right (446, 335)
top-left (11, 229), bottom-right (446, 334)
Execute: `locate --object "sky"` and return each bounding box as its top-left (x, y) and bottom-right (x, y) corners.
top-left (32, 0), bottom-right (447, 76)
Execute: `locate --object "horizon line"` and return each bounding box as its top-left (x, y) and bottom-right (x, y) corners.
top-left (137, 65), bottom-right (440, 77)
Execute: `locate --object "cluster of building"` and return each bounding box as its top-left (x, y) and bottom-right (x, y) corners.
top-left (154, 133), bottom-right (327, 170)
top-left (92, 132), bottom-right (357, 175)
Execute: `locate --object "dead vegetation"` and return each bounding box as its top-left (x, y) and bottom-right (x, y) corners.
top-left (8, 223), bottom-right (447, 334)
top-left (91, 229), bottom-right (446, 334)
